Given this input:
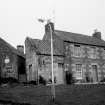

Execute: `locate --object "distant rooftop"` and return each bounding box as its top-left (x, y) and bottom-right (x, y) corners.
top-left (0, 37), bottom-right (25, 58)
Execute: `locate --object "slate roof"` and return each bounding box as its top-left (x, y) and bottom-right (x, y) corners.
top-left (26, 29), bottom-right (105, 56)
top-left (0, 37), bottom-right (25, 58)
top-left (27, 37), bottom-right (63, 56)
top-left (55, 30), bottom-right (105, 47)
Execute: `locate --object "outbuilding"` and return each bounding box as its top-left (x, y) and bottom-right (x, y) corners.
top-left (0, 37), bottom-right (26, 82)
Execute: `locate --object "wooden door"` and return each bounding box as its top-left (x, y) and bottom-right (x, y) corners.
top-left (92, 65), bottom-right (98, 82)
top-left (56, 63), bottom-right (64, 84)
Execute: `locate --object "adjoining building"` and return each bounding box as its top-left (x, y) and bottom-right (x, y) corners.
top-left (0, 37), bottom-right (26, 82)
top-left (25, 37), bottom-right (64, 84)
top-left (25, 22), bottom-right (105, 84)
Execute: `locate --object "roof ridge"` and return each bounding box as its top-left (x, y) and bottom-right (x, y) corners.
top-left (54, 30), bottom-right (105, 47)
top-left (55, 30), bottom-right (91, 37)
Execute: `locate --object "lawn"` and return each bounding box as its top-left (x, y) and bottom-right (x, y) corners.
top-left (0, 84), bottom-right (105, 105)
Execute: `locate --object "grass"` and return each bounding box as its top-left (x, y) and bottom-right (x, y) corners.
top-left (0, 84), bottom-right (105, 105)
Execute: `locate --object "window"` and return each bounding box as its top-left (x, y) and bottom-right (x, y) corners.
top-left (102, 48), bottom-right (105, 59)
top-left (64, 64), bottom-right (69, 71)
top-left (29, 64), bottom-right (32, 71)
top-left (88, 47), bottom-right (97, 59)
top-left (76, 64), bottom-right (82, 72)
top-left (28, 64), bottom-right (32, 80)
top-left (102, 64), bottom-right (105, 78)
top-left (92, 65), bottom-right (97, 70)
top-left (74, 45), bottom-right (81, 57)
top-left (58, 63), bottom-right (63, 68)
top-left (75, 64), bottom-right (82, 79)
top-left (92, 47), bottom-right (96, 58)
top-left (42, 60), bottom-right (45, 65)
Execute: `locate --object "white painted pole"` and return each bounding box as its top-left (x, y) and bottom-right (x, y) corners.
top-left (49, 23), bottom-right (55, 101)
top-left (38, 19), bottom-right (55, 100)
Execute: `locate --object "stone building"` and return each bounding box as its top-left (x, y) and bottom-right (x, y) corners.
top-left (0, 37), bottom-right (26, 82)
top-left (25, 22), bottom-right (105, 84)
top-left (25, 37), bottom-right (64, 84)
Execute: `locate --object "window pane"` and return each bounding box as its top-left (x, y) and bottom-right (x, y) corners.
top-left (75, 64), bottom-right (83, 79)
top-left (74, 45), bottom-right (81, 56)
top-left (76, 64), bottom-right (82, 71)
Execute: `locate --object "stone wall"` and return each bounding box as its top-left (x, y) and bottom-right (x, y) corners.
top-left (25, 39), bottom-right (39, 81)
top-left (64, 42), bottom-right (105, 82)
top-left (26, 33), bottom-right (105, 83)
top-left (0, 40), bottom-right (18, 79)
top-left (25, 37), bottom-right (64, 83)
top-left (38, 55), bottom-right (64, 84)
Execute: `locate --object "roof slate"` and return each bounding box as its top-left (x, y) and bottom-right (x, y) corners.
top-left (55, 30), bottom-right (105, 47)
top-left (27, 37), bottom-right (63, 56)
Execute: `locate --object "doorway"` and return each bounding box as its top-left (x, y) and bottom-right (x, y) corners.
top-left (92, 65), bottom-right (98, 82)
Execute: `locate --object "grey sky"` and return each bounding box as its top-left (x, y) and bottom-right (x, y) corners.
top-left (0, 0), bottom-right (105, 47)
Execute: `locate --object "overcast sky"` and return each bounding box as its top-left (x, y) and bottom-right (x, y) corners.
top-left (0, 0), bottom-right (105, 48)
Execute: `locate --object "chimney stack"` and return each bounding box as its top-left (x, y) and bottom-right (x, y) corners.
top-left (92, 29), bottom-right (101, 40)
top-left (45, 22), bottom-right (54, 33)
top-left (17, 45), bottom-right (24, 54)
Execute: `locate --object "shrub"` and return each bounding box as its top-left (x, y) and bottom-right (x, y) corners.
top-left (28, 81), bottom-right (37, 85)
top-left (100, 78), bottom-right (105, 82)
top-left (39, 75), bottom-right (46, 85)
top-left (66, 72), bottom-right (74, 84)
top-left (0, 77), bottom-right (19, 84)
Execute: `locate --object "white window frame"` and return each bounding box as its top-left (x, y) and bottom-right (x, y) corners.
top-left (75, 64), bottom-right (83, 79)
top-left (73, 45), bottom-right (81, 57)
top-left (88, 47), bottom-right (97, 59)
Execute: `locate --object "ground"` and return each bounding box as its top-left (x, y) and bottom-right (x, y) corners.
top-left (0, 83), bottom-right (105, 105)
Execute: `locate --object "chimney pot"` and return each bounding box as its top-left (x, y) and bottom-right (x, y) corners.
top-left (92, 29), bottom-right (101, 39)
top-left (17, 45), bottom-right (24, 54)
top-left (45, 22), bottom-right (54, 33)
